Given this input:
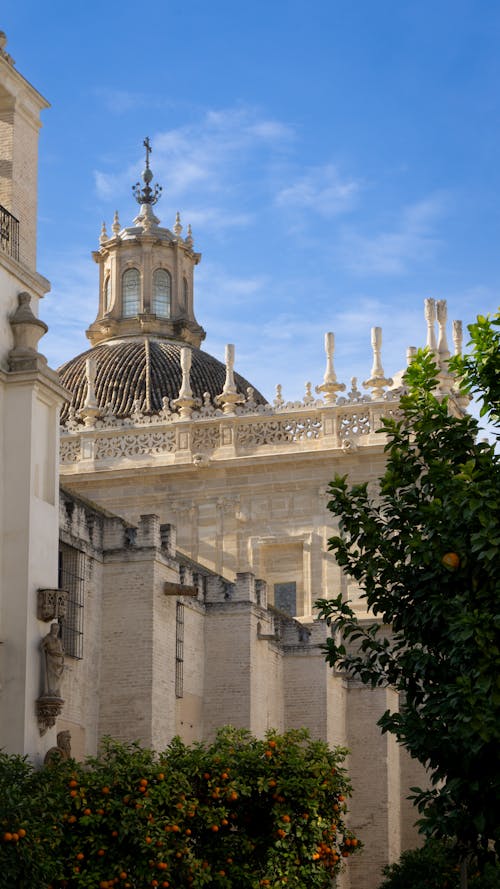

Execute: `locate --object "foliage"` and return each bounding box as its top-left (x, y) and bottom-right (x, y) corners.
top-left (378, 841), bottom-right (500, 889)
top-left (0, 727), bottom-right (360, 889)
top-left (450, 309), bottom-right (500, 427)
top-left (316, 341), bottom-right (500, 866)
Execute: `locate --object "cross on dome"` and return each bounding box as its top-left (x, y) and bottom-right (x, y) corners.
top-left (132, 136), bottom-right (163, 207)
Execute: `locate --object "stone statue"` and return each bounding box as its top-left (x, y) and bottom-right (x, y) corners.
top-left (41, 622), bottom-right (65, 698)
top-left (44, 730), bottom-right (72, 766)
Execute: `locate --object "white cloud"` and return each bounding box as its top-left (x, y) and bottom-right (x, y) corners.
top-left (275, 163), bottom-right (360, 217)
top-left (339, 194), bottom-right (447, 276)
top-left (94, 105), bottom-right (295, 212)
top-left (197, 262), bottom-right (269, 302)
top-left (94, 88), bottom-right (174, 115)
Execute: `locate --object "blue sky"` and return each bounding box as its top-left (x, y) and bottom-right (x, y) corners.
top-left (3, 0), bottom-right (500, 402)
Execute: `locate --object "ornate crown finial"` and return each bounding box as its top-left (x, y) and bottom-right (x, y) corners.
top-left (132, 137), bottom-right (163, 206)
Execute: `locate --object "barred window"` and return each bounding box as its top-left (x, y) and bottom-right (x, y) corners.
top-left (175, 601), bottom-right (184, 698)
top-left (274, 581), bottom-right (296, 617)
top-left (58, 544), bottom-right (85, 659)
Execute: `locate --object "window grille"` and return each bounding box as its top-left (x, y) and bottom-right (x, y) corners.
top-left (175, 601), bottom-right (184, 698)
top-left (152, 268), bottom-right (171, 317)
top-left (274, 581), bottom-right (297, 617)
top-left (122, 268), bottom-right (140, 317)
top-left (58, 544), bottom-right (85, 659)
top-left (0, 205), bottom-right (19, 261)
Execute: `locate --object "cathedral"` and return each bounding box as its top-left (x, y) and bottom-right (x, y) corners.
top-left (0, 36), bottom-right (467, 889)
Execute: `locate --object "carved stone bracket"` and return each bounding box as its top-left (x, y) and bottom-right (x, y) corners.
top-left (36, 696), bottom-right (64, 736)
top-left (37, 588), bottom-right (69, 622)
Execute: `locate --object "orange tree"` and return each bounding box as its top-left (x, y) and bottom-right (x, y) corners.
top-left (0, 727), bottom-right (360, 889)
top-left (317, 324), bottom-right (500, 881)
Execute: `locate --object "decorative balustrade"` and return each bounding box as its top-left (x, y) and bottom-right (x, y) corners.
top-left (60, 386), bottom-right (406, 467)
top-left (0, 204), bottom-right (20, 261)
top-left (60, 307), bottom-right (466, 469)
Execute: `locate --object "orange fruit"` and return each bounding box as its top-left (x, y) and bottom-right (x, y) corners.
top-left (11, 833), bottom-right (19, 842)
top-left (102, 786), bottom-right (110, 795)
top-left (69, 779), bottom-right (78, 788)
top-left (70, 790), bottom-right (77, 798)
top-left (18, 829), bottom-right (26, 838)
top-left (83, 808), bottom-right (91, 816)
top-left (157, 773), bottom-right (165, 781)
top-left (97, 849), bottom-right (105, 856)
top-left (211, 824), bottom-right (219, 832)
top-left (3, 832), bottom-right (12, 842)
top-left (442, 552), bottom-right (460, 570)
top-left (76, 852), bottom-right (84, 860)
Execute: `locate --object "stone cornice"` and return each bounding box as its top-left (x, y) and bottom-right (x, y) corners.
top-left (4, 362), bottom-right (69, 403)
top-left (0, 52), bottom-right (50, 116)
top-left (0, 250), bottom-right (50, 298)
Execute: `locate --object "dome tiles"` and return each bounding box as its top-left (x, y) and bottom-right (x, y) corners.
top-left (58, 339), bottom-right (267, 421)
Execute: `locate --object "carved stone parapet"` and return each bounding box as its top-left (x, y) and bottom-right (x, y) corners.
top-left (36, 696), bottom-right (64, 736)
top-left (37, 588), bottom-right (69, 622)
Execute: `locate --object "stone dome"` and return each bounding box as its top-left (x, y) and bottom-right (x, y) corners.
top-left (58, 339), bottom-right (267, 421)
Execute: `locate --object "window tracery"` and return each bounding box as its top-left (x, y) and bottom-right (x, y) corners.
top-left (153, 268), bottom-right (171, 317)
top-left (122, 268), bottom-right (140, 317)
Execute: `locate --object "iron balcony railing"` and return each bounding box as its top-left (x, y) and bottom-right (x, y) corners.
top-left (0, 204), bottom-right (20, 261)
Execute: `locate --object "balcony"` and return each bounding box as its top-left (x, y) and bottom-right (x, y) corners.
top-left (0, 204), bottom-right (19, 261)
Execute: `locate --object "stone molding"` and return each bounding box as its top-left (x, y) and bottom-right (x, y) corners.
top-left (60, 391), bottom-right (407, 466)
top-left (35, 696), bottom-right (64, 736)
top-left (37, 588), bottom-right (69, 622)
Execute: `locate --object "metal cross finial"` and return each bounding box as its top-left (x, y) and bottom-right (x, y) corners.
top-left (132, 137), bottom-right (162, 207)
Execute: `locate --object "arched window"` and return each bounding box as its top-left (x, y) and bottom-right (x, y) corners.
top-left (103, 275), bottom-right (111, 312)
top-left (182, 276), bottom-right (189, 310)
top-left (152, 268), bottom-right (171, 317)
top-left (122, 268), bottom-right (140, 317)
